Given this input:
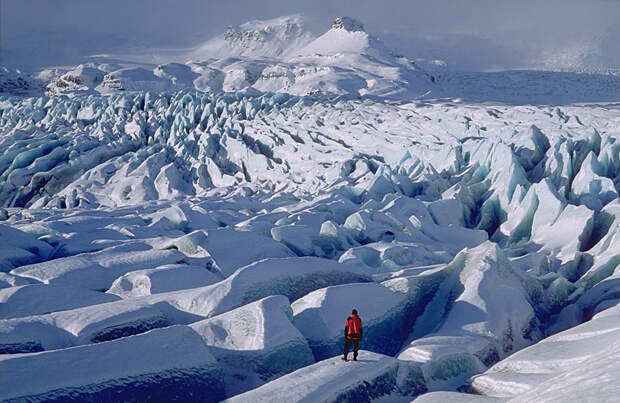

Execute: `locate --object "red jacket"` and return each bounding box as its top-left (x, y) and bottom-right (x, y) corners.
top-left (344, 314), bottom-right (363, 340)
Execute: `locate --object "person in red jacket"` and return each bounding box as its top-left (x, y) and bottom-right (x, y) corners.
top-left (342, 309), bottom-right (363, 361)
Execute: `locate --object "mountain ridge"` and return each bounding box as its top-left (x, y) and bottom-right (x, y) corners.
top-left (2, 15), bottom-right (616, 104)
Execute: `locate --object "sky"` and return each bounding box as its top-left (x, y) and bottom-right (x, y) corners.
top-left (1, 0), bottom-right (619, 72)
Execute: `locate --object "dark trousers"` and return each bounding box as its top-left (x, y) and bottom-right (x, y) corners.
top-left (344, 338), bottom-right (360, 359)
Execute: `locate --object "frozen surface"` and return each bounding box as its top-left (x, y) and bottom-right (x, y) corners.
top-left (10, 243), bottom-right (187, 290)
top-left (185, 228), bottom-right (296, 277)
top-left (171, 256), bottom-right (373, 318)
top-left (191, 295), bottom-right (314, 397)
top-left (292, 282), bottom-right (409, 359)
top-left (423, 302), bottom-right (620, 402)
top-left (225, 351), bottom-right (406, 403)
top-left (106, 263), bottom-right (221, 298)
top-left (1, 13), bottom-right (620, 403)
top-left (398, 242), bottom-right (544, 390)
top-left (0, 325), bottom-right (225, 402)
top-left (1, 91), bottom-right (618, 398)
top-left (414, 392), bottom-right (504, 403)
top-left (0, 223), bottom-right (54, 271)
top-left (0, 283), bottom-right (120, 319)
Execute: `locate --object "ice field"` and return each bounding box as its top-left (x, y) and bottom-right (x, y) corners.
top-left (1, 14), bottom-right (620, 403)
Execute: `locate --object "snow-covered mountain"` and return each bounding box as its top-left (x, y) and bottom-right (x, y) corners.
top-left (1, 13), bottom-right (620, 403)
top-left (297, 17), bottom-right (392, 58)
top-left (3, 16), bottom-right (436, 99)
top-left (0, 67), bottom-right (44, 96)
top-left (189, 15), bottom-right (315, 59)
top-left (3, 15), bottom-right (617, 103)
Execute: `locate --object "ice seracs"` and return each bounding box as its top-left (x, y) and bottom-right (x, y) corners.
top-left (1, 13), bottom-right (620, 402)
top-left (398, 242), bottom-right (543, 390)
top-left (0, 283), bottom-right (120, 319)
top-left (10, 242), bottom-right (188, 290)
top-left (0, 93), bottom-right (618, 399)
top-left (106, 263), bottom-right (221, 299)
top-left (0, 224), bottom-right (54, 271)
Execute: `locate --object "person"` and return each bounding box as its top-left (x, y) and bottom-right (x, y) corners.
top-left (342, 309), bottom-right (363, 361)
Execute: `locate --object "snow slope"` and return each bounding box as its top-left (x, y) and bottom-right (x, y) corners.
top-left (189, 15), bottom-right (315, 60)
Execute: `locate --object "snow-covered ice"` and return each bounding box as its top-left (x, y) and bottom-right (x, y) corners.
top-left (106, 263), bottom-right (221, 298)
top-left (1, 325), bottom-right (225, 402)
top-left (397, 242), bottom-right (544, 389)
top-left (225, 350), bottom-right (415, 402)
top-left (1, 12), bottom-right (620, 403)
top-left (191, 295), bottom-right (314, 397)
top-left (417, 302), bottom-right (620, 402)
top-left (292, 282), bottom-right (410, 359)
top-left (0, 283), bottom-right (120, 319)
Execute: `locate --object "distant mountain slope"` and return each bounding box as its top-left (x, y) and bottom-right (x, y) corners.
top-left (1, 15), bottom-right (618, 104)
top-left (188, 15), bottom-right (315, 59)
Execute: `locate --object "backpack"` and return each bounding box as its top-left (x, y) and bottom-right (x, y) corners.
top-left (347, 315), bottom-right (362, 340)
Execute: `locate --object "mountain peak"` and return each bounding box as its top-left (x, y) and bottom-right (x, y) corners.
top-left (331, 17), bottom-right (365, 32)
top-left (223, 15), bottom-right (306, 47)
top-left (298, 16), bottom-right (393, 59)
top-left (191, 15), bottom-right (314, 59)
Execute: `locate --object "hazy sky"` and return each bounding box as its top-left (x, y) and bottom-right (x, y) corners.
top-left (1, 0), bottom-right (619, 72)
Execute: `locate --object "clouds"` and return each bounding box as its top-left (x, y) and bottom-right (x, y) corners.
top-left (327, 0), bottom-right (620, 72)
top-left (1, 0), bottom-right (618, 72)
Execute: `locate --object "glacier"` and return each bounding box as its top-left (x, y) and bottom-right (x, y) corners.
top-left (1, 13), bottom-right (620, 403)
